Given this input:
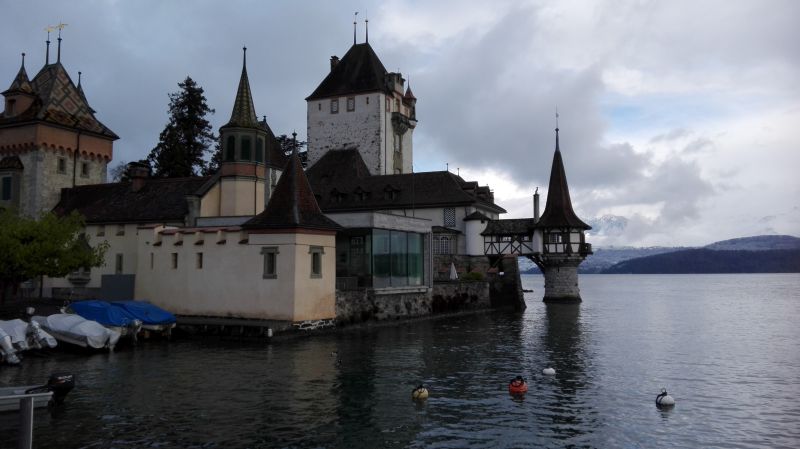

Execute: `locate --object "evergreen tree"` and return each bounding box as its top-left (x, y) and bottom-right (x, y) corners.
top-left (148, 77), bottom-right (216, 177)
top-left (276, 134), bottom-right (308, 168)
top-left (202, 141), bottom-right (223, 176)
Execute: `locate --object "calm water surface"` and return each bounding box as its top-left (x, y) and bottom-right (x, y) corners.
top-left (1, 274), bottom-right (799, 448)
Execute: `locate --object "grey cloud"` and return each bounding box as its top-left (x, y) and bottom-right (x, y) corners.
top-left (650, 128), bottom-right (689, 143)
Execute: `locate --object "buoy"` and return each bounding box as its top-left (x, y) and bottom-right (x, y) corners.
top-left (412, 385), bottom-right (429, 401)
top-left (542, 367), bottom-right (556, 376)
top-left (508, 376), bottom-right (528, 395)
top-left (656, 388), bottom-right (675, 408)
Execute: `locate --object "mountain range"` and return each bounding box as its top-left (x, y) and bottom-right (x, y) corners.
top-left (518, 235), bottom-right (800, 274)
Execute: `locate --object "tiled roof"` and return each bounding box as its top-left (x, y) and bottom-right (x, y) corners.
top-left (243, 150), bottom-right (341, 231)
top-left (221, 49), bottom-right (260, 130)
top-left (537, 131), bottom-right (591, 230)
top-left (0, 62), bottom-right (118, 140)
top-left (0, 155), bottom-right (24, 170)
top-left (482, 218), bottom-right (537, 235)
top-left (306, 149), bottom-right (506, 213)
top-left (53, 177), bottom-right (210, 224)
top-left (3, 58), bottom-right (33, 95)
top-left (306, 43), bottom-right (391, 101)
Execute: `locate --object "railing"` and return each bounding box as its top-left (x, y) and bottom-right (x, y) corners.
top-left (0, 391), bottom-right (53, 449)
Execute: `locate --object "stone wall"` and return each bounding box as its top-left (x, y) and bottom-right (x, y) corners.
top-left (433, 254), bottom-right (492, 281)
top-left (430, 281), bottom-right (490, 313)
top-left (336, 287), bottom-right (432, 325)
top-left (542, 257), bottom-right (583, 302)
top-left (487, 255), bottom-right (526, 310)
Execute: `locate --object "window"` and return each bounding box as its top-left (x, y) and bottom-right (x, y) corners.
top-left (80, 162), bottom-right (89, 177)
top-left (96, 225), bottom-right (105, 236)
top-left (241, 136), bottom-right (252, 160)
top-left (548, 233), bottom-right (562, 243)
top-left (261, 246), bottom-right (278, 278)
top-left (1, 176), bottom-right (11, 201)
top-left (57, 157), bottom-right (66, 174)
top-left (347, 97), bottom-right (355, 112)
top-left (196, 252), bottom-right (203, 269)
top-left (318, 102), bottom-right (322, 111)
top-left (434, 236), bottom-right (451, 255)
top-left (116, 224), bottom-right (125, 236)
top-left (309, 246), bottom-right (324, 278)
top-left (386, 97), bottom-right (391, 112)
top-left (366, 96), bottom-right (370, 105)
top-left (330, 99), bottom-right (339, 114)
top-left (443, 207), bottom-right (456, 227)
top-left (6, 99), bottom-right (15, 115)
top-left (255, 138), bottom-right (264, 163)
top-left (226, 136), bottom-right (236, 161)
top-left (150, 252), bottom-right (154, 270)
top-left (171, 253), bottom-right (178, 269)
top-left (115, 254), bottom-right (123, 274)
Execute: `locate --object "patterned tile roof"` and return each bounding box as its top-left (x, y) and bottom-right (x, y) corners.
top-left (221, 48), bottom-right (260, 130)
top-left (0, 62), bottom-right (118, 140)
top-left (3, 56), bottom-right (33, 95)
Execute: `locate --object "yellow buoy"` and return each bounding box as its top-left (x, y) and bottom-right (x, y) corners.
top-left (412, 385), bottom-right (429, 401)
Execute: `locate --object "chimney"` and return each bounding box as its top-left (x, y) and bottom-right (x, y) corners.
top-left (127, 162), bottom-right (150, 192)
top-left (533, 188), bottom-right (540, 223)
top-left (330, 56), bottom-right (339, 71)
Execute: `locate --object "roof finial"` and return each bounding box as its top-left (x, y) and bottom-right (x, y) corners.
top-left (56, 22), bottom-right (67, 63)
top-left (45, 25), bottom-right (55, 64)
top-left (78, 71), bottom-right (82, 87)
top-left (242, 46), bottom-right (247, 68)
top-left (292, 131), bottom-right (298, 155)
top-left (353, 11), bottom-right (359, 45)
top-left (365, 10), bottom-right (369, 43)
top-left (21, 52), bottom-right (26, 69)
top-left (555, 108), bottom-right (561, 152)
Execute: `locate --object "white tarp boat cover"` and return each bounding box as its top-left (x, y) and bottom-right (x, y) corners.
top-left (0, 320), bottom-right (30, 350)
top-left (32, 314), bottom-right (120, 349)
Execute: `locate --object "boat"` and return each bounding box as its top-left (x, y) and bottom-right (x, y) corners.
top-left (0, 319), bottom-right (58, 352)
top-left (31, 314), bottom-right (121, 350)
top-left (109, 301), bottom-right (177, 337)
top-left (0, 326), bottom-right (20, 365)
top-left (0, 373), bottom-right (75, 413)
top-left (67, 300), bottom-right (142, 340)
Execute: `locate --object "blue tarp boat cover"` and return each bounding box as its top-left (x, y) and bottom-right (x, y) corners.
top-left (110, 301), bottom-right (176, 325)
top-left (69, 300), bottom-right (134, 327)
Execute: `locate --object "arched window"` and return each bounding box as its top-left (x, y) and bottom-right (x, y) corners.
top-left (241, 137), bottom-right (252, 160)
top-left (225, 136), bottom-right (236, 161)
top-left (255, 138), bottom-right (264, 163)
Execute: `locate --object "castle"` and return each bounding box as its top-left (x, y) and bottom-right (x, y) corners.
top-left (0, 32), bottom-right (591, 329)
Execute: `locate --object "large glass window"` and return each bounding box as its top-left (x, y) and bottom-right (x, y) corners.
top-left (391, 231), bottom-right (408, 287)
top-left (241, 136), bottom-right (252, 160)
top-left (226, 136), bottom-right (236, 161)
top-left (373, 230), bottom-right (391, 288)
top-left (255, 138), bottom-right (264, 162)
top-left (408, 233), bottom-right (423, 286)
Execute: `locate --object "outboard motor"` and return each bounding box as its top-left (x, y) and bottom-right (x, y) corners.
top-left (0, 327), bottom-right (20, 365)
top-left (27, 320), bottom-right (57, 349)
top-left (25, 373), bottom-right (75, 405)
top-left (47, 373), bottom-right (75, 405)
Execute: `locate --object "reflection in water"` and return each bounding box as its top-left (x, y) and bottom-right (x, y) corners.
top-left (538, 303), bottom-right (598, 442)
top-left (1, 274), bottom-right (798, 448)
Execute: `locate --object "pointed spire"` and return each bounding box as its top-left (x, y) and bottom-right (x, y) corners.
top-left (537, 126), bottom-right (590, 230)
top-left (56, 22), bottom-right (67, 63)
top-left (404, 82), bottom-right (416, 100)
top-left (365, 10), bottom-right (369, 43)
top-left (222, 46), bottom-right (260, 129)
top-left (5, 53), bottom-right (33, 94)
top-left (243, 144), bottom-right (340, 231)
top-left (45, 25), bottom-right (54, 64)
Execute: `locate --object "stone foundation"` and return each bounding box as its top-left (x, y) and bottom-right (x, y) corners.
top-left (336, 287), bottom-right (432, 325)
top-left (431, 281), bottom-right (490, 313)
top-left (541, 258), bottom-right (583, 302)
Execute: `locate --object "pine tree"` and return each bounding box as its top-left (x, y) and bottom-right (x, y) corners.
top-left (148, 77), bottom-right (216, 177)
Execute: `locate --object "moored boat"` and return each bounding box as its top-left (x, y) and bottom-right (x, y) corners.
top-left (110, 301), bottom-right (177, 337)
top-left (31, 314), bottom-right (121, 350)
top-left (67, 300), bottom-right (142, 340)
top-left (0, 373), bottom-right (75, 413)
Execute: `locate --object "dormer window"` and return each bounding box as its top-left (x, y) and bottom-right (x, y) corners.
top-left (384, 185), bottom-right (399, 200)
top-left (331, 188), bottom-right (346, 203)
top-left (354, 187), bottom-right (369, 201)
top-left (330, 99), bottom-right (339, 114)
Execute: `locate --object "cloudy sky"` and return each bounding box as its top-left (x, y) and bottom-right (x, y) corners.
top-left (2, 0), bottom-right (798, 247)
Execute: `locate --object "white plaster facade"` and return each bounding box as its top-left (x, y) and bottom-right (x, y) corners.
top-left (134, 226), bottom-right (336, 322)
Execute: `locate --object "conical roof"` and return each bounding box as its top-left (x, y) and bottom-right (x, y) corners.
top-left (76, 73), bottom-right (96, 113)
top-left (222, 48), bottom-right (260, 129)
top-left (243, 149), bottom-right (341, 231)
top-left (306, 43), bottom-right (390, 100)
top-left (537, 129), bottom-right (591, 230)
top-left (3, 55), bottom-right (33, 95)
top-left (404, 85), bottom-right (416, 100)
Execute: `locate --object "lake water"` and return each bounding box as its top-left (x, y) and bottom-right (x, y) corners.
top-left (1, 274), bottom-right (799, 448)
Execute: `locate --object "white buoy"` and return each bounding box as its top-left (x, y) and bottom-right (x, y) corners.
top-left (656, 389), bottom-right (675, 407)
top-left (412, 385), bottom-right (429, 401)
top-left (542, 367), bottom-right (556, 376)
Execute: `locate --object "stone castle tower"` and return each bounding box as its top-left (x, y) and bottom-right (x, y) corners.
top-left (0, 39), bottom-right (118, 217)
top-left (215, 48), bottom-right (286, 217)
top-left (533, 129), bottom-right (592, 302)
top-left (305, 42), bottom-right (417, 175)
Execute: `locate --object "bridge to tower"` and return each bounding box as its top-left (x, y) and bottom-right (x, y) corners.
top-left (480, 128), bottom-right (593, 302)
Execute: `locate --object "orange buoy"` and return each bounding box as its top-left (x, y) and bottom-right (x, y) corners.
top-left (508, 376), bottom-right (528, 395)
